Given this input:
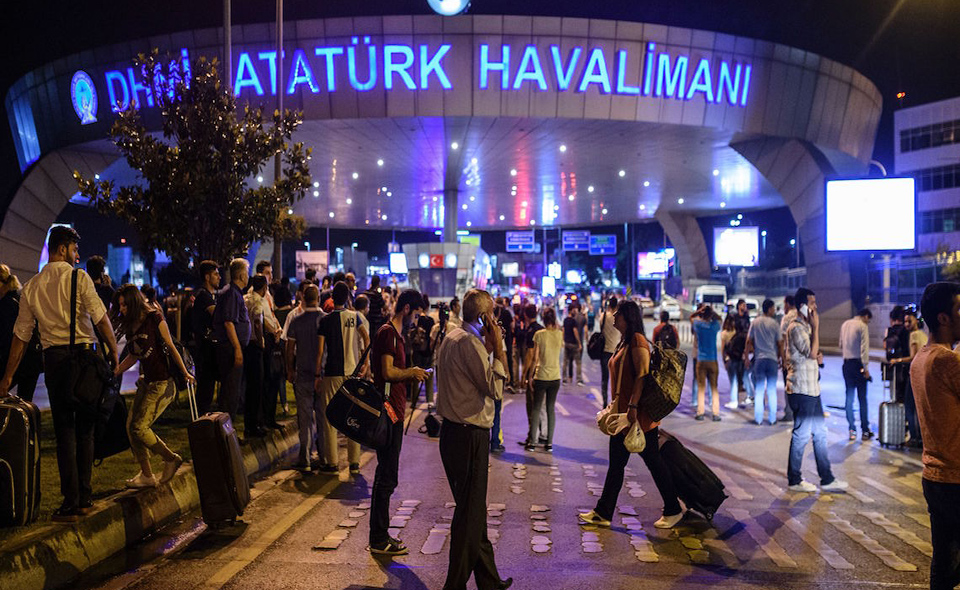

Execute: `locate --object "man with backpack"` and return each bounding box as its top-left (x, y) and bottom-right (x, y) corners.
top-left (884, 305), bottom-right (910, 403)
top-left (653, 310), bottom-right (679, 350)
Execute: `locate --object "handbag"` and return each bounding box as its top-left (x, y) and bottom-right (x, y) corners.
top-left (94, 394), bottom-right (130, 465)
top-left (325, 344), bottom-right (393, 450)
top-left (163, 337), bottom-right (194, 391)
top-left (67, 269), bottom-right (121, 424)
top-left (640, 344), bottom-right (688, 422)
top-left (586, 312), bottom-right (606, 360)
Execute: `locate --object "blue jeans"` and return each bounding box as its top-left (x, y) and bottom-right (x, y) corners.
top-left (690, 359), bottom-right (700, 409)
top-left (842, 359), bottom-right (870, 433)
top-left (787, 394), bottom-right (836, 486)
top-left (752, 358), bottom-right (779, 424)
top-left (725, 359), bottom-right (743, 405)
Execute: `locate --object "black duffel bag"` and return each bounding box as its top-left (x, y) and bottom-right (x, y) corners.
top-left (67, 269), bottom-right (121, 424)
top-left (94, 394), bottom-right (130, 465)
top-left (586, 313), bottom-right (607, 361)
top-left (325, 345), bottom-right (393, 450)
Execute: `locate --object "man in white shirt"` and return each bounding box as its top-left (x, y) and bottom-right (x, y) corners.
top-left (435, 289), bottom-right (511, 590)
top-left (598, 297), bottom-right (620, 407)
top-left (0, 227), bottom-right (120, 522)
top-left (840, 308), bottom-right (874, 441)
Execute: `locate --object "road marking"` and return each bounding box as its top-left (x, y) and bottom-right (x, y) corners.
top-left (503, 398), bottom-right (514, 409)
top-left (772, 510), bottom-right (854, 570)
top-left (856, 476), bottom-right (918, 506)
top-left (555, 401), bottom-right (570, 416)
top-left (712, 466), bottom-right (754, 501)
top-left (818, 511), bottom-right (918, 572)
top-left (587, 391), bottom-right (604, 410)
top-left (844, 485), bottom-right (875, 505)
top-left (904, 512), bottom-right (931, 529)
top-left (742, 466), bottom-right (785, 498)
top-left (860, 511), bottom-right (933, 557)
top-left (727, 508), bottom-right (798, 568)
top-left (200, 451), bottom-right (377, 588)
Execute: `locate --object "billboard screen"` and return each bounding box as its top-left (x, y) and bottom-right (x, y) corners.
top-left (713, 226), bottom-right (759, 267)
top-left (501, 262), bottom-right (519, 277)
top-left (636, 251), bottom-right (670, 278)
top-left (825, 178), bottom-right (916, 252)
top-left (389, 252), bottom-right (408, 274)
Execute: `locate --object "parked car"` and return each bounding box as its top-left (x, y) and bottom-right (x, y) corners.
top-left (655, 296), bottom-right (682, 321)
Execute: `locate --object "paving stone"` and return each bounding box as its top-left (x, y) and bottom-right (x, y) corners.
top-left (401, 500), bottom-right (422, 507)
top-left (388, 528), bottom-right (402, 537)
top-left (531, 505), bottom-right (550, 512)
top-left (510, 487), bottom-right (525, 494)
top-left (389, 518), bottom-right (407, 528)
top-left (338, 519), bottom-right (359, 528)
top-left (621, 516), bottom-right (640, 525)
top-left (679, 537), bottom-right (703, 549)
top-left (531, 535), bottom-right (552, 545)
top-left (429, 528), bottom-right (450, 535)
top-left (635, 550), bottom-right (660, 563)
top-left (618, 506), bottom-right (638, 516)
top-left (348, 511), bottom-right (366, 518)
top-left (530, 514), bottom-right (547, 521)
top-left (421, 533), bottom-right (447, 555)
top-left (581, 532), bottom-right (600, 542)
top-left (396, 507), bottom-right (415, 515)
top-left (313, 539), bottom-right (343, 551)
top-left (487, 518), bottom-right (502, 526)
top-left (532, 524), bottom-right (552, 533)
top-left (532, 544), bottom-right (552, 553)
top-left (327, 529), bottom-right (350, 540)
top-left (434, 522), bottom-right (451, 529)
top-left (357, 501), bottom-right (372, 510)
top-left (488, 503), bottom-right (506, 510)
top-left (582, 542), bottom-right (604, 553)
top-left (688, 550), bottom-right (711, 564)
top-left (552, 488), bottom-right (564, 493)
top-left (445, 501), bottom-right (457, 508)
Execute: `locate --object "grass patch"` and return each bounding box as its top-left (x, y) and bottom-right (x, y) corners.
top-left (0, 383), bottom-right (296, 545)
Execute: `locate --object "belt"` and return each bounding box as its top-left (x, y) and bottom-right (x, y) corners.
top-left (46, 343), bottom-right (98, 352)
top-left (442, 419), bottom-right (489, 432)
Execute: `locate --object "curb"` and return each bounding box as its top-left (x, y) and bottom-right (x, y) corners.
top-left (0, 418), bottom-right (299, 590)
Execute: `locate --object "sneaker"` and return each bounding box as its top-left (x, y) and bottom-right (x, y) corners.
top-left (695, 414), bottom-right (705, 421)
top-left (862, 431), bottom-right (874, 441)
top-left (125, 472), bottom-right (158, 489)
top-left (369, 538), bottom-right (409, 556)
top-left (577, 510), bottom-right (611, 527)
top-left (538, 437), bottom-right (548, 445)
top-left (577, 380), bottom-right (584, 386)
top-left (317, 464), bottom-right (339, 475)
top-left (77, 501), bottom-right (95, 516)
top-left (349, 463), bottom-right (360, 475)
top-left (161, 454), bottom-right (183, 484)
top-left (562, 378), bottom-right (569, 384)
top-left (51, 507), bottom-right (79, 523)
top-left (544, 444), bottom-right (553, 453)
top-left (712, 414), bottom-right (722, 422)
top-left (724, 401), bottom-right (738, 410)
top-left (654, 511), bottom-right (685, 529)
top-left (490, 444), bottom-right (506, 454)
top-left (787, 481), bottom-right (817, 493)
top-left (849, 430), bottom-right (857, 441)
top-left (524, 443), bottom-right (537, 452)
top-left (821, 479), bottom-right (849, 493)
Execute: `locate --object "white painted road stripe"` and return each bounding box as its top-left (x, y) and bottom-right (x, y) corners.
top-left (727, 508), bottom-right (798, 568)
top-left (773, 510), bottom-right (854, 570)
top-left (819, 511), bottom-right (918, 572)
top-left (857, 476), bottom-right (918, 506)
top-left (712, 466), bottom-right (754, 501)
top-left (555, 401), bottom-right (570, 416)
top-left (860, 511), bottom-right (933, 557)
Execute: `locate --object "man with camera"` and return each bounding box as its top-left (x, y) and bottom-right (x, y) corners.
top-left (435, 289), bottom-right (512, 590)
top-left (0, 227), bottom-right (120, 522)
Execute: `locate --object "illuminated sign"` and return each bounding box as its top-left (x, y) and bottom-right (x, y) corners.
top-left (506, 231), bottom-right (536, 253)
top-left (562, 230), bottom-right (590, 252)
top-left (71, 71), bottom-right (98, 125)
top-left (427, 0), bottom-right (470, 16)
top-left (589, 234), bottom-right (617, 255)
top-left (76, 38), bottom-right (753, 121)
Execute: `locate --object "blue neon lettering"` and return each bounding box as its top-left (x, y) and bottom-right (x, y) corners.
top-left (717, 61), bottom-right (741, 105)
top-left (479, 44), bottom-right (509, 90)
top-left (655, 53), bottom-right (688, 98)
top-left (549, 46), bottom-right (582, 91)
top-left (420, 44), bottom-right (452, 89)
top-left (105, 70), bottom-right (130, 112)
top-left (642, 43), bottom-right (655, 95)
top-left (615, 49), bottom-right (640, 95)
top-left (513, 45), bottom-right (547, 90)
top-left (287, 49), bottom-right (319, 94)
top-left (578, 48), bottom-right (611, 93)
top-left (685, 58), bottom-right (714, 102)
top-left (258, 51), bottom-right (286, 95)
top-left (383, 45), bottom-right (416, 90)
top-left (234, 52), bottom-right (265, 96)
top-left (740, 64), bottom-right (752, 106)
top-left (151, 63), bottom-right (175, 103)
top-left (181, 48), bottom-right (192, 87)
top-left (347, 36), bottom-right (377, 92)
top-left (314, 46), bottom-right (344, 92)
top-left (126, 67), bottom-right (154, 108)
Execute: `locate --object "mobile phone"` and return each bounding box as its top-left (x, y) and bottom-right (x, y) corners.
top-left (799, 304), bottom-right (809, 317)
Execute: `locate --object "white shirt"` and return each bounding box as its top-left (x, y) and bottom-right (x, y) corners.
top-left (600, 310), bottom-right (619, 353)
top-left (281, 305), bottom-right (305, 340)
top-left (840, 317), bottom-right (870, 365)
top-left (14, 262), bottom-right (107, 348)
top-left (435, 322), bottom-right (507, 428)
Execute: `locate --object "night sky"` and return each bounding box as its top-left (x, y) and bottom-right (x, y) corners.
top-left (2, 0), bottom-right (958, 265)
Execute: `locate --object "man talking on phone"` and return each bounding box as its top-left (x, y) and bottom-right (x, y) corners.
top-left (435, 289), bottom-right (512, 590)
top-left (783, 287), bottom-right (848, 494)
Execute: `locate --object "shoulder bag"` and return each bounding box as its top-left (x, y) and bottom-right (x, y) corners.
top-left (67, 269), bottom-right (121, 424)
top-left (325, 344), bottom-right (393, 450)
top-left (586, 312), bottom-right (606, 361)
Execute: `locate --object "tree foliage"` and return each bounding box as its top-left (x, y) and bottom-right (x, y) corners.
top-left (75, 50), bottom-right (311, 269)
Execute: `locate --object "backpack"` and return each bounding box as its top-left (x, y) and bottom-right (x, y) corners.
top-left (724, 332), bottom-right (746, 361)
top-left (884, 325), bottom-right (907, 360)
top-left (587, 313), bottom-right (607, 360)
top-left (654, 324), bottom-right (679, 350)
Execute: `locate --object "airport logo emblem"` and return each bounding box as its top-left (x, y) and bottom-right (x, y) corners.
top-left (71, 70), bottom-right (98, 125)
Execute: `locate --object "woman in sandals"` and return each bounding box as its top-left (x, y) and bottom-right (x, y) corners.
top-left (578, 300), bottom-right (685, 529)
top-left (114, 284), bottom-right (195, 488)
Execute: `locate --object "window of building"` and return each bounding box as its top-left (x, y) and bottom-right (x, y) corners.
top-left (900, 118), bottom-right (960, 153)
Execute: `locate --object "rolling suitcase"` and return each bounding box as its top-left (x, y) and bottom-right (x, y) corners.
top-left (658, 430), bottom-right (727, 520)
top-left (878, 363), bottom-right (906, 448)
top-left (0, 396), bottom-right (41, 527)
top-left (187, 384), bottom-right (250, 526)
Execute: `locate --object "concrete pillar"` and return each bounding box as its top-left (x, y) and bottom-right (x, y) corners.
top-left (654, 209), bottom-right (712, 287)
top-left (442, 187), bottom-right (458, 243)
top-left (732, 137), bottom-right (866, 345)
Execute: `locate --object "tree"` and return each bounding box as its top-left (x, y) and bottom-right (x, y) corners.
top-left (75, 50), bottom-right (310, 269)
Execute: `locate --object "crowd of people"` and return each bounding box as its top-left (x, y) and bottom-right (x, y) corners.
top-left (0, 228), bottom-right (958, 589)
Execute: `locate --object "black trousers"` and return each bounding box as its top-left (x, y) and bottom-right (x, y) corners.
top-left (43, 348), bottom-right (95, 511)
top-left (595, 427), bottom-right (682, 520)
top-left (243, 344), bottom-right (264, 433)
top-left (599, 350), bottom-right (613, 407)
top-left (215, 343), bottom-right (244, 418)
top-left (370, 419), bottom-right (404, 545)
top-left (261, 340), bottom-right (283, 426)
top-left (923, 478), bottom-right (960, 590)
top-left (191, 339), bottom-right (218, 416)
top-left (439, 419), bottom-right (503, 590)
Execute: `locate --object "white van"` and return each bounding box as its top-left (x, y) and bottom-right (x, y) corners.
top-left (694, 284), bottom-right (727, 307)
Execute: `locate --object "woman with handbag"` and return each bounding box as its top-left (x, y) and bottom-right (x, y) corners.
top-left (114, 285), bottom-right (195, 488)
top-left (525, 307), bottom-right (563, 452)
top-left (578, 300), bottom-right (685, 529)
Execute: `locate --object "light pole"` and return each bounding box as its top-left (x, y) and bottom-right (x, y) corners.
top-left (271, 0), bottom-right (284, 275)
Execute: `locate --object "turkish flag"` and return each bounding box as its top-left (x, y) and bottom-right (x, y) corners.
top-left (429, 254), bottom-right (444, 268)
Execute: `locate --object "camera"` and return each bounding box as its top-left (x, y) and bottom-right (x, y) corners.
top-left (432, 301), bottom-right (449, 325)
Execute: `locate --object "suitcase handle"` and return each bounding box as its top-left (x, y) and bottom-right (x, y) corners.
top-left (187, 382), bottom-right (199, 422)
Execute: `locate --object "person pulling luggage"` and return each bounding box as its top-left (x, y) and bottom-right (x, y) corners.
top-left (578, 300), bottom-right (685, 530)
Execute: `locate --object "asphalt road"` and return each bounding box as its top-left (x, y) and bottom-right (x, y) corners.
top-left (76, 350), bottom-right (931, 590)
